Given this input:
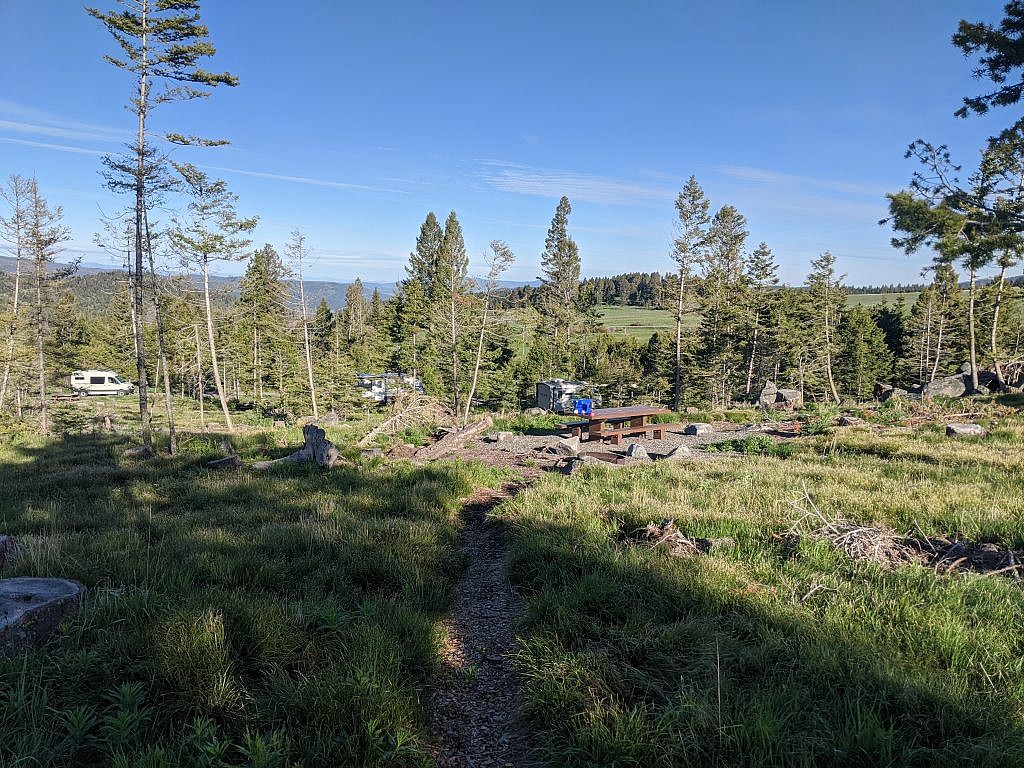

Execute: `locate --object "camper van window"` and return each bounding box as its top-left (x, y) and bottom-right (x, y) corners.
top-left (107, 377), bottom-right (118, 384)
top-left (113, 376), bottom-right (126, 384)
top-left (90, 376), bottom-right (104, 385)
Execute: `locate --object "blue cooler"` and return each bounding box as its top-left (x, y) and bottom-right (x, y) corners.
top-left (571, 398), bottom-right (593, 416)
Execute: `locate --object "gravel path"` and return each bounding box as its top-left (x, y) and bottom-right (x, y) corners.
top-left (428, 484), bottom-right (533, 767)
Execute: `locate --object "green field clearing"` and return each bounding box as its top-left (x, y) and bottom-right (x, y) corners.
top-left (598, 293), bottom-right (921, 340)
top-left (2, 395), bottom-right (1023, 765)
top-left (501, 406), bottom-right (1024, 766)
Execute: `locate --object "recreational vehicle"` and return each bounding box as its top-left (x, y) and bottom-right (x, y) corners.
top-left (66, 370), bottom-right (135, 396)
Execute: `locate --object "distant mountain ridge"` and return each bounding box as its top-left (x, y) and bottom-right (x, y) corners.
top-left (0, 255), bottom-right (533, 316)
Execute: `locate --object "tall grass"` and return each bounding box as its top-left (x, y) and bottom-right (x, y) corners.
top-left (0, 431), bottom-right (502, 766)
top-left (499, 417), bottom-right (1024, 766)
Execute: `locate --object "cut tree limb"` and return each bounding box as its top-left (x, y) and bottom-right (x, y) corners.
top-left (253, 424), bottom-right (349, 469)
top-left (415, 416), bottom-right (493, 460)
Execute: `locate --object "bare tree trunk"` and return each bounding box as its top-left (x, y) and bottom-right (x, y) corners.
top-left (744, 319), bottom-right (759, 395)
top-left (464, 293), bottom-right (492, 427)
top-left (0, 180), bottom-right (27, 411)
top-left (930, 315), bottom-right (945, 383)
top-left (967, 267), bottom-right (980, 392)
top-left (450, 286), bottom-right (460, 415)
top-left (34, 256), bottom-right (47, 434)
top-left (822, 288), bottom-right (840, 403)
top-left (673, 269), bottom-right (684, 411)
top-left (132, 2), bottom-right (153, 452)
top-left (194, 324), bottom-right (205, 431)
top-left (295, 246), bottom-right (318, 419)
top-left (144, 212), bottom-right (176, 453)
top-left (921, 295), bottom-right (933, 383)
top-left (990, 266), bottom-right (1007, 389)
top-left (201, 258), bottom-right (233, 431)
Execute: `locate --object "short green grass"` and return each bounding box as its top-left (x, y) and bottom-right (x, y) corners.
top-left (498, 413), bottom-right (1024, 766)
top-left (0, 428), bottom-right (504, 766)
top-left (596, 294), bottom-right (920, 340)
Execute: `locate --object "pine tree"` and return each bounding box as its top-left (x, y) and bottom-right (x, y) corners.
top-left (169, 164), bottom-right (256, 431)
top-left (838, 306), bottom-right (894, 400)
top-left (805, 251), bottom-right (845, 403)
top-left (312, 298), bottom-right (334, 353)
top-left (743, 242), bottom-right (780, 395)
top-left (26, 179), bottom-right (74, 433)
top-left (407, 212), bottom-right (443, 301)
top-left (343, 279), bottom-right (367, 341)
top-left (696, 205), bottom-right (748, 406)
top-left (670, 177), bottom-right (711, 410)
top-left (539, 196), bottom-right (581, 358)
top-left (435, 211), bottom-right (471, 412)
top-left (88, 0), bottom-right (237, 452)
top-left (237, 244), bottom-right (289, 406)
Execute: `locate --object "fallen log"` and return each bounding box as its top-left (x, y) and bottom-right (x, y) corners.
top-left (415, 416), bottom-right (493, 460)
top-left (253, 424), bottom-right (350, 470)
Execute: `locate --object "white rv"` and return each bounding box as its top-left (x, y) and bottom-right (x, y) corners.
top-left (67, 370), bottom-right (135, 396)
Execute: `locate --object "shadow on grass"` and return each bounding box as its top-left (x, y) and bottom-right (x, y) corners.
top-left (505, 509), bottom-right (1024, 768)
top-left (0, 431), bottom-right (497, 767)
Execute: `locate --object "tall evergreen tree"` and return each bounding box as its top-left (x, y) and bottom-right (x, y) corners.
top-left (805, 251), bottom-right (844, 403)
top-left (838, 305), bottom-right (894, 400)
top-left (435, 211), bottom-right (471, 412)
top-left (670, 177), bottom-right (711, 410)
top-left (88, 0), bottom-right (237, 452)
top-left (743, 242), bottom-right (780, 395)
top-left (237, 244), bottom-right (289, 406)
top-left (0, 175), bottom-right (31, 411)
top-left (26, 179), bottom-right (74, 434)
top-left (539, 196), bottom-right (581, 355)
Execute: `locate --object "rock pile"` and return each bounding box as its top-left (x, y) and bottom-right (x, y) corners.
top-left (757, 380), bottom-right (803, 410)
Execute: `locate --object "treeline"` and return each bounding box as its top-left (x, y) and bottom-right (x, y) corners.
top-left (508, 272), bottom-right (937, 309)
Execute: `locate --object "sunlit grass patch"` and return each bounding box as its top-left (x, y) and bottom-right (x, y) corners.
top-left (0, 431), bottom-right (497, 766)
top-left (500, 414), bottom-right (1024, 766)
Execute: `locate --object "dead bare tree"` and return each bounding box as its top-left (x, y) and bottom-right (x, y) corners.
top-left (0, 175), bottom-right (31, 411)
top-left (286, 229), bottom-right (319, 420)
top-left (463, 241), bottom-right (515, 426)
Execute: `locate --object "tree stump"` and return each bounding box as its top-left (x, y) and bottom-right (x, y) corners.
top-left (1, 577), bottom-right (86, 651)
top-left (252, 424), bottom-right (349, 469)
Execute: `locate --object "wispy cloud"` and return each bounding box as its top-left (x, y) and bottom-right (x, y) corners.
top-left (0, 99), bottom-right (127, 144)
top-left (521, 133), bottom-right (542, 147)
top-left (478, 160), bottom-right (675, 206)
top-left (0, 136), bottom-right (108, 156)
top-left (203, 165), bottom-right (410, 195)
top-left (715, 164), bottom-right (886, 198)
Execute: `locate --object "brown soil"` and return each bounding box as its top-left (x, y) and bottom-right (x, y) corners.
top-left (428, 483), bottom-right (534, 767)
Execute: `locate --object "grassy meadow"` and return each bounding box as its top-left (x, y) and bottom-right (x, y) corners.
top-left (595, 293), bottom-right (918, 340)
top-left (499, 404), bottom-right (1024, 766)
top-left (1, 393), bottom-right (1023, 766)
top-left (0, 414), bottom-right (506, 766)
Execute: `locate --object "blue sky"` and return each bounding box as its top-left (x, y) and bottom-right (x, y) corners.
top-left (0, 1), bottom-right (1012, 285)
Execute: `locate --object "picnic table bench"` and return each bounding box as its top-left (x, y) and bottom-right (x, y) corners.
top-left (562, 405), bottom-right (672, 445)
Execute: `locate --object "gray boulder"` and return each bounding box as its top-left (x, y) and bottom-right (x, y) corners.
top-left (758, 380), bottom-right (802, 410)
top-left (662, 445), bottom-right (693, 461)
top-left (836, 415), bottom-right (865, 427)
top-left (625, 443), bottom-right (650, 460)
top-left (683, 423), bottom-right (712, 436)
top-left (880, 386), bottom-right (909, 403)
top-left (946, 423), bottom-right (986, 438)
top-left (485, 430), bottom-right (515, 443)
top-left (1, 577), bottom-right (86, 651)
top-left (552, 435), bottom-right (580, 456)
top-left (757, 380), bottom-right (778, 408)
top-left (922, 374), bottom-right (968, 399)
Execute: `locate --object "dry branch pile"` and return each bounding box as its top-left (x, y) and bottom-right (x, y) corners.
top-left (622, 520), bottom-right (731, 558)
top-left (357, 392), bottom-right (454, 448)
top-left (789, 486), bottom-right (1023, 577)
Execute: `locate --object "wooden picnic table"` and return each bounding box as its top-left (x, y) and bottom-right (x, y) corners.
top-left (564, 405), bottom-right (672, 444)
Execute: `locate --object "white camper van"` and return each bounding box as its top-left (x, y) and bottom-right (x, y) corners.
top-left (67, 370), bottom-right (135, 396)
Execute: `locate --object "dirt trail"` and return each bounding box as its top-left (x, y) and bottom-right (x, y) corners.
top-left (429, 482), bottom-right (533, 767)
